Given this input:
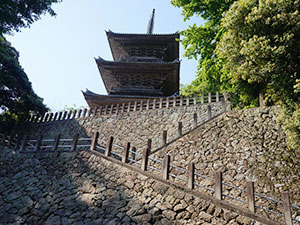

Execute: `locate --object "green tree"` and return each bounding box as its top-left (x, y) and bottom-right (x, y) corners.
top-left (216, 0), bottom-right (299, 108)
top-left (0, 0), bottom-right (61, 133)
top-left (0, 0), bottom-right (61, 34)
top-left (216, 0), bottom-right (299, 154)
top-left (0, 36), bottom-right (48, 132)
top-left (171, 0), bottom-right (236, 95)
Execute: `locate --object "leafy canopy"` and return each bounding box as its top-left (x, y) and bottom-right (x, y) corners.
top-left (0, 0), bottom-right (61, 34)
top-left (0, 0), bottom-right (61, 132)
top-left (171, 0), bottom-right (235, 96)
top-left (216, 0), bottom-right (300, 108)
top-left (0, 36), bottom-right (47, 132)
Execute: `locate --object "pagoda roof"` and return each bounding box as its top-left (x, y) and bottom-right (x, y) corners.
top-left (106, 30), bottom-right (179, 37)
top-left (82, 89), bottom-right (159, 108)
top-left (95, 57), bottom-right (180, 97)
top-left (106, 30), bottom-right (179, 62)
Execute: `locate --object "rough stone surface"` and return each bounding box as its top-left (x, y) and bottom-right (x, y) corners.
top-left (26, 101), bottom-right (230, 153)
top-left (4, 104), bottom-right (298, 224)
top-left (151, 106), bottom-right (299, 206)
top-left (0, 147), bottom-right (262, 225)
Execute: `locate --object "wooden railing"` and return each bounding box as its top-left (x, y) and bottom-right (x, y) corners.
top-left (27, 92), bottom-right (228, 124)
top-left (1, 132), bottom-right (298, 225)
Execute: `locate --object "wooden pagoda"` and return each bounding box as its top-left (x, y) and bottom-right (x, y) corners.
top-left (83, 9), bottom-right (180, 108)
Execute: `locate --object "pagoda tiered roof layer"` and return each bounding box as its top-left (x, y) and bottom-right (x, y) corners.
top-left (82, 89), bottom-right (158, 108)
top-left (95, 58), bottom-right (180, 97)
top-left (106, 31), bottom-right (179, 62)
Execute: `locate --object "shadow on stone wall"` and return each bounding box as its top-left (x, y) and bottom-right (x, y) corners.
top-left (0, 142), bottom-right (251, 225)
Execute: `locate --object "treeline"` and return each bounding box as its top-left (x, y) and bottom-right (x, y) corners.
top-left (0, 1), bottom-right (61, 133)
top-left (172, 0), bottom-right (299, 150)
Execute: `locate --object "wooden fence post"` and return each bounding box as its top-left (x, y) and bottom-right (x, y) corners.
top-left (131, 146), bottom-right (136, 161)
top-left (62, 111), bottom-right (68, 120)
top-left (67, 110), bottom-right (72, 119)
top-left (72, 110), bottom-right (77, 119)
top-left (34, 135), bottom-right (42, 152)
top-left (146, 100), bottom-right (150, 110)
top-left (159, 98), bottom-right (163, 108)
top-left (127, 102), bottom-right (131, 112)
top-left (140, 101), bottom-right (143, 111)
top-left (221, 97), bottom-right (226, 112)
top-left (121, 103), bottom-right (125, 113)
top-left (141, 139), bottom-right (151, 171)
top-left (246, 181), bottom-right (255, 213)
top-left (259, 93), bottom-right (265, 107)
top-left (53, 112), bottom-right (58, 121)
top-left (162, 130), bottom-right (167, 146)
top-left (166, 97), bottom-right (170, 108)
top-left (28, 115), bottom-right (33, 122)
top-left (110, 104), bottom-right (114, 114)
top-left (52, 133), bottom-right (61, 151)
top-left (282, 192), bottom-right (293, 225)
top-left (224, 91), bottom-right (228, 102)
top-left (116, 104), bottom-right (120, 114)
top-left (215, 172), bottom-right (223, 200)
top-left (58, 112), bottom-right (63, 121)
top-left (48, 113), bottom-right (53, 122)
top-left (207, 105), bottom-right (212, 120)
top-left (201, 93), bottom-right (204, 104)
top-left (216, 91), bottom-right (219, 102)
top-left (163, 155), bottom-right (170, 180)
top-left (90, 132), bottom-right (99, 151)
top-left (44, 114), bottom-right (49, 123)
top-left (188, 163), bottom-right (195, 189)
top-left (193, 113), bottom-right (198, 128)
top-left (88, 108), bottom-right (92, 117)
top-left (208, 92), bottom-right (212, 103)
top-left (78, 109), bottom-right (82, 118)
top-left (19, 135), bottom-right (27, 152)
top-left (14, 135), bottom-right (21, 150)
top-left (180, 96), bottom-right (183, 106)
top-left (178, 122), bottom-right (183, 137)
top-left (173, 96), bottom-right (177, 107)
top-left (193, 94), bottom-right (197, 105)
top-left (104, 105), bottom-right (108, 114)
top-left (105, 136), bottom-right (114, 157)
top-left (134, 101), bottom-right (137, 111)
top-left (98, 107), bottom-right (102, 116)
top-left (153, 99), bottom-right (157, 109)
top-left (71, 133), bottom-right (79, 151)
top-left (82, 108), bottom-right (87, 117)
top-left (122, 142), bottom-right (131, 163)
top-left (186, 96), bottom-right (190, 106)
top-left (93, 108), bottom-right (98, 117)
top-left (38, 114), bottom-right (44, 123)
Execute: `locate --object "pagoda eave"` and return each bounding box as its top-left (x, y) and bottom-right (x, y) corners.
top-left (82, 89), bottom-right (160, 108)
top-left (106, 31), bottom-right (179, 62)
top-left (95, 58), bottom-right (180, 97)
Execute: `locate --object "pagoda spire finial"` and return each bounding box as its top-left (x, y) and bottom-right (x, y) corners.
top-left (147, 9), bottom-right (155, 34)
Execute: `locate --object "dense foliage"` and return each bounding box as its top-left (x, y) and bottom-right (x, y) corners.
top-left (0, 36), bottom-right (47, 132)
top-left (0, 0), bottom-right (61, 132)
top-left (171, 0), bottom-right (235, 95)
top-left (217, 0), bottom-right (299, 149)
top-left (216, 0), bottom-right (299, 108)
top-left (174, 0), bottom-right (299, 154)
top-left (0, 0), bottom-right (61, 34)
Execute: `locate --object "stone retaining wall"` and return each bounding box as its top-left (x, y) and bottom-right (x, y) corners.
top-left (27, 101), bottom-right (230, 152)
top-left (150, 106), bottom-right (299, 205)
top-left (0, 147), bottom-right (263, 225)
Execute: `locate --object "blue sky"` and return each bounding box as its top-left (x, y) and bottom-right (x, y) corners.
top-left (6, 0), bottom-right (203, 111)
